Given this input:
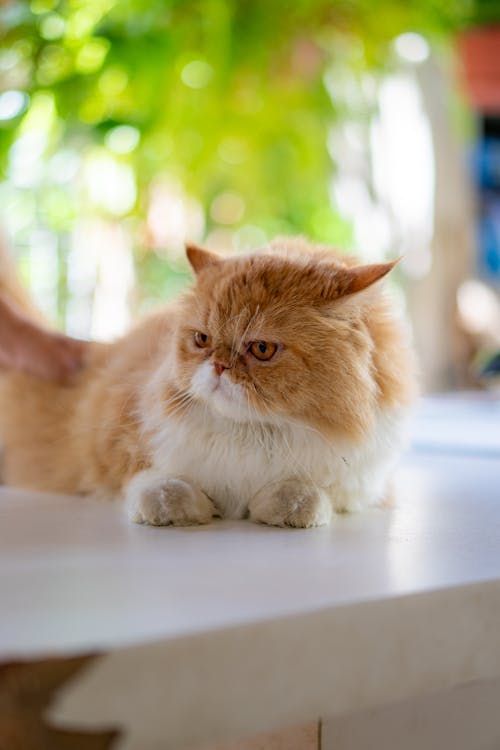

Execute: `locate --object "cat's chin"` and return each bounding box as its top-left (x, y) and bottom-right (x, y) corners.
top-left (200, 390), bottom-right (287, 428)
top-left (207, 395), bottom-right (255, 422)
top-left (199, 388), bottom-right (271, 424)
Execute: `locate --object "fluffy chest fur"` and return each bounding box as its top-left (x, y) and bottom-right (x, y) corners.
top-left (142, 399), bottom-right (406, 519)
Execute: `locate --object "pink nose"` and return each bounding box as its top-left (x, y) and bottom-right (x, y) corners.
top-left (213, 361), bottom-right (230, 377)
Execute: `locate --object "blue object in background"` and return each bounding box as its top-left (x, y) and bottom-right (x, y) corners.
top-left (475, 119), bottom-right (500, 283)
top-left (475, 137), bottom-right (500, 190)
top-left (478, 191), bottom-right (500, 281)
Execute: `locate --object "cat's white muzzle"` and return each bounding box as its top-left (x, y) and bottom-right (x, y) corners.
top-left (190, 361), bottom-right (255, 422)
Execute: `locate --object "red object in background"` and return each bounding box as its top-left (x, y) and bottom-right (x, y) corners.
top-left (458, 25), bottom-right (500, 113)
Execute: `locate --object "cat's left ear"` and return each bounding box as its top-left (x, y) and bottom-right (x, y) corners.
top-left (333, 258), bottom-right (401, 299)
top-left (185, 243), bottom-right (221, 274)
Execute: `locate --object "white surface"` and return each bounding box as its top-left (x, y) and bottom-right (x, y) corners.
top-left (0, 456), bottom-right (500, 658)
top-left (411, 393), bottom-right (500, 456)
top-left (0, 451), bottom-right (499, 658)
top-left (0, 397), bottom-right (499, 748)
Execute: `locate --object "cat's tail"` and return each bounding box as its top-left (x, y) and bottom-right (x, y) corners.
top-left (0, 229), bottom-right (42, 321)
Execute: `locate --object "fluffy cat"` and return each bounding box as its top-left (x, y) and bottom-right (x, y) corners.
top-left (0, 238), bottom-right (416, 527)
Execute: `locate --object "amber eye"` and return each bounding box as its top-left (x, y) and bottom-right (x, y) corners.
top-left (194, 331), bottom-right (210, 348)
top-left (249, 341), bottom-right (278, 361)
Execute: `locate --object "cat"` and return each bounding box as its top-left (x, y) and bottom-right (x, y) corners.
top-left (0, 237), bottom-right (416, 528)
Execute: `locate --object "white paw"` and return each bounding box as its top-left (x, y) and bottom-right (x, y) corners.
top-left (127, 475), bottom-right (215, 527)
top-left (249, 478), bottom-right (332, 528)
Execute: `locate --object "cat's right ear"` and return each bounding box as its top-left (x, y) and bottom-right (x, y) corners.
top-left (185, 243), bottom-right (221, 274)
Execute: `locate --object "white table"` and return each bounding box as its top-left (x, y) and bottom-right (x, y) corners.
top-left (1, 396), bottom-right (499, 749)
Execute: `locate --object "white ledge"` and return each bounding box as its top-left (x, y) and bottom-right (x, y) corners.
top-left (1, 396), bottom-right (499, 748)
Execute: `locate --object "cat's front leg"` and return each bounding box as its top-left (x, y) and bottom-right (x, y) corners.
top-left (125, 470), bottom-right (216, 527)
top-left (248, 478), bottom-right (332, 528)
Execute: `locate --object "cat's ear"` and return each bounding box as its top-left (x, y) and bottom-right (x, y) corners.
top-left (317, 258), bottom-right (400, 306)
top-left (185, 243), bottom-right (221, 274)
top-left (337, 258), bottom-right (400, 297)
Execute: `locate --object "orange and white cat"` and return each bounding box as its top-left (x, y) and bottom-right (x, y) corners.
top-left (0, 238), bottom-right (416, 527)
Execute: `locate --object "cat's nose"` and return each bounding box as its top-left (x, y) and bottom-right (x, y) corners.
top-left (213, 360), bottom-right (230, 377)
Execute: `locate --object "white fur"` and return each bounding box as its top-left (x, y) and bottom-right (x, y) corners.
top-left (190, 361), bottom-right (255, 422)
top-left (125, 361), bottom-right (410, 527)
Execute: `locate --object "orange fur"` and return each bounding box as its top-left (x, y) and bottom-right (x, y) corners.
top-left (0, 238), bottom-right (416, 501)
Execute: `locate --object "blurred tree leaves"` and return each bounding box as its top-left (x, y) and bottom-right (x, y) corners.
top-left (0, 0), bottom-right (496, 317)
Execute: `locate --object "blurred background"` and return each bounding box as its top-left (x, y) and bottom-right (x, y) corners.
top-left (1, 0), bottom-right (499, 391)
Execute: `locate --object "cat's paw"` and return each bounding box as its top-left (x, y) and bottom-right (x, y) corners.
top-left (127, 476), bottom-right (215, 527)
top-left (248, 479), bottom-right (332, 528)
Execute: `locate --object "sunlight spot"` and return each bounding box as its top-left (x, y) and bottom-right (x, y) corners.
top-left (394, 33), bottom-right (430, 64)
top-left (48, 150), bottom-right (80, 183)
top-left (106, 125), bottom-right (140, 154)
top-left (457, 280), bottom-right (500, 335)
top-left (75, 38), bottom-right (110, 74)
top-left (98, 66), bottom-right (129, 96)
top-left (86, 154), bottom-right (136, 215)
top-left (181, 60), bottom-right (213, 89)
top-left (0, 90), bottom-right (28, 120)
top-left (40, 13), bottom-right (65, 40)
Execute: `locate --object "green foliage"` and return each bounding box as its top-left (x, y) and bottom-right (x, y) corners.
top-left (0, 0), bottom-right (495, 322)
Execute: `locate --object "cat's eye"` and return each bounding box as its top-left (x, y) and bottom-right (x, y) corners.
top-left (194, 331), bottom-right (210, 348)
top-left (249, 341), bottom-right (278, 361)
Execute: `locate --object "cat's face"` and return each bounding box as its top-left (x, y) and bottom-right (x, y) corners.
top-left (173, 242), bottom-right (397, 439)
